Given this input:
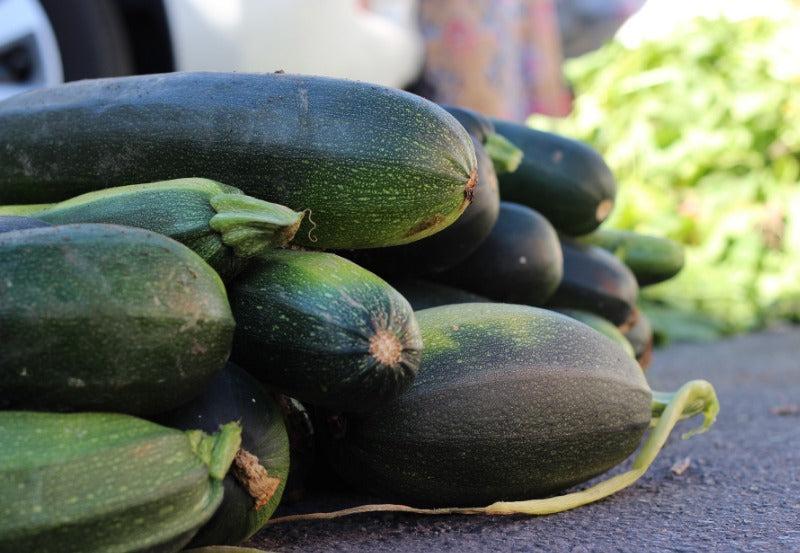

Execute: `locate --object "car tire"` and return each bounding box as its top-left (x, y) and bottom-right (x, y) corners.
top-left (39, 0), bottom-right (134, 81)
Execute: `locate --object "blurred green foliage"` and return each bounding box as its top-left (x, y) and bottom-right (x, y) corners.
top-left (531, 16), bottom-right (800, 341)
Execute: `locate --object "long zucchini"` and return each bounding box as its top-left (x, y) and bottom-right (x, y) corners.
top-left (546, 236), bottom-right (639, 328)
top-left (552, 308), bottom-right (636, 359)
top-left (0, 411), bottom-right (241, 553)
top-left (0, 72), bottom-right (477, 249)
top-left (389, 278), bottom-right (489, 311)
top-left (493, 119), bottom-right (617, 235)
top-left (0, 224), bottom-right (234, 415)
top-left (157, 363), bottom-right (290, 546)
top-left (230, 249), bottom-right (423, 412)
top-left (432, 202), bottom-right (563, 305)
top-left (577, 228), bottom-right (685, 286)
top-left (0, 178), bottom-right (303, 280)
top-left (322, 303), bottom-right (652, 505)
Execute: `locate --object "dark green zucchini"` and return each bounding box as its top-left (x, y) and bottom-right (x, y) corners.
top-left (389, 278), bottom-right (489, 311)
top-left (552, 308), bottom-right (636, 359)
top-left (577, 228), bottom-right (685, 286)
top-left (339, 137), bottom-right (499, 276)
top-left (492, 119), bottom-right (617, 235)
top-left (431, 202), bottom-right (563, 305)
top-left (276, 395), bottom-right (316, 504)
top-left (322, 303), bottom-right (651, 505)
top-left (183, 548), bottom-right (266, 553)
top-left (0, 72), bottom-right (477, 249)
top-left (441, 105), bottom-right (522, 173)
top-left (230, 249), bottom-right (423, 412)
top-left (0, 215), bottom-right (48, 233)
top-left (0, 224), bottom-right (234, 415)
top-left (624, 309), bottom-right (654, 370)
top-left (0, 411), bottom-right (241, 553)
top-left (156, 363), bottom-right (290, 546)
top-left (0, 178), bottom-right (304, 280)
top-left (546, 236), bottom-right (639, 327)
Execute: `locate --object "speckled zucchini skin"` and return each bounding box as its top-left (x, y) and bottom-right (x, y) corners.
top-left (0, 72), bottom-right (477, 249)
top-left (493, 119), bottom-right (616, 235)
top-left (322, 303), bottom-right (651, 506)
top-left (552, 308), bottom-right (636, 359)
top-left (340, 137), bottom-right (499, 276)
top-left (230, 249), bottom-right (423, 412)
top-left (431, 202), bottom-right (563, 306)
top-left (0, 412), bottom-right (233, 553)
top-left (157, 363), bottom-right (290, 547)
top-left (0, 215), bottom-right (48, 233)
top-left (577, 228), bottom-right (685, 286)
top-left (388, 278), bottom-right (489, 311)
top-left (546, 237), bottom-right (639, 327)
top-left (0, 224), bottom-right (234, 415)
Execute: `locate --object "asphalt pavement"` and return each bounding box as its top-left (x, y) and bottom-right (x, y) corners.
top-left (249, 326), bottom-right (800, 553)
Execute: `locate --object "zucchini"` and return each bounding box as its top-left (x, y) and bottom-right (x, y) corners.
top-left (0, 178), bottom-right (304, 280)
top-left (184, 548), bottom-right (267, 553)
top-left (276, 395), bottom-right (316, 504)
top-left (577, 228), bottom-right (685, 286)
top-left (157, 363), bottom-right (290, 547)
top-left (0, 224), bottom-right (234, 415)
top-left (546, 236), bottom-right (639, 328)
top-left (321, 303), bottom-right (651, 505)
top-left (389, 278), bottom-right (489, 311)
top-left (0, 72), bottom-right (477, 249)
top-left (624, 309), bottom-right (654, 370)
top-left (0, 215), bottom-right (48, 233)
top-left (230, 249), bottom-right (423, 412)
top-left (0, 411), bottom-right (241, 553)
top-left (441, 105), bottom-right (522, 173)
top-left (340, 136), bottom-right (499, 276)
top-left (552, 308), bottom-right (636, 359)
top-left (431, 202), bottom-right (563, 305)
top-left (492, 119), bottom-right (617, 235)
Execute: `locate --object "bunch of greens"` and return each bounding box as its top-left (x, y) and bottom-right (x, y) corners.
top-left (532, 15), bottom-right (800, 341)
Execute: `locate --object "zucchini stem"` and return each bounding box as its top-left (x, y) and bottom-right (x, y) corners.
top-left (267, 379), bottom-right (718, 523)
top-left (484, 132), bottom-right (523, 174)
top-left (187, 422), bottom-right (243, 481)
top-left (209, 194), bottom-right (305, 257)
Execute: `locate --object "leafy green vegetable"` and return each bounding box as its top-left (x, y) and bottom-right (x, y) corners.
top-left (532, 15), bottom-right (800, 339)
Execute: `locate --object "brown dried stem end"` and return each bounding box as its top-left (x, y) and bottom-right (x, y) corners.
top-left (232, 448), bottom-right (282, 510)
top-left (464, 167), bottom-right (478, 203)
top-left (369, 329), bottom-right (403, 367)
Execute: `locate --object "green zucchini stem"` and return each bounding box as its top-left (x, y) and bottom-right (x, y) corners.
top-left (484, 132), bottom-right (523, 174)
top-left (209, 193), bottom-right (305, 257)
top-left (267, 379), bottom-right (718, 523)
top-left (187, 422), bottom-right (243, 481)
top-left (0, 203), bottom-right (53, 216)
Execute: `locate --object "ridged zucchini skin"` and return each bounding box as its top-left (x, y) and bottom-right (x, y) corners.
top-left (0, 72), bottom-right (477, 249)
top-left (493, 119), bottom-right (617, 235)
top-left (0, 215), bottom-right (48, 233)
top-left (1, 178), bottom-right (303, 280)
top-left (230, 249), bottom-right (423, 413)
top-left (577, 228), bottom-right (685, 286)
top-left (624, 309), bottom-right (654, 370)
top-left (0, 224), bottom-right (234, 415)
top-left (0, 412), bottom-right (241, 553)
top-left (157, 363), bottom-right (290, 546)
top-left (552, 308), bottom-right (636, 359)
top-left (339, 137), bottom-right (499, 276)
top-left (322, 303), bottom-right (651, 505)
top-left (389, 278), bottom-right (489, 311)
top-left (431, 202), bottom-right (563, 305)
top-left (546, 237), bottom-right (639, 328)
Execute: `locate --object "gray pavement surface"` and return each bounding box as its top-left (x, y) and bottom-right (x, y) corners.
top-left (249, 327), bottom-right (800, 552)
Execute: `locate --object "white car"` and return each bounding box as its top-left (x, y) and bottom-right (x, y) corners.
top-left (0, 0), bottom-right (424, 102)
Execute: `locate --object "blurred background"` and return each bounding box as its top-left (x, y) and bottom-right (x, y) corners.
top-left (2, 0), bottom-right (799, 342)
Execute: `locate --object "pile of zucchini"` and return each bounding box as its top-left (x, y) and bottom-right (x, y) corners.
top-left (0, 72), bottom-right (718, 552)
